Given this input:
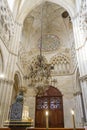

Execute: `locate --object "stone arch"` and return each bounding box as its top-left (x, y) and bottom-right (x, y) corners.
top-left (35, 85), bottom-right (64, 127)
top-left (50, 53), bottom-right (70, 74)
top-left (43, 85), bottom-right (63, 96)
top-left (31, 55), bottom-right (48, 64)
top-left (17, 0), bottom-right (75, 23)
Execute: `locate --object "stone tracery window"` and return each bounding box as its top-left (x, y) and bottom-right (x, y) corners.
top-left (38, 34), bottom-right (60, 52)
top-left (50, 54), bottom-right (70, 74)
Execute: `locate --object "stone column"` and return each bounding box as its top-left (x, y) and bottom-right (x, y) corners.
top-left (73, 93), bottom-right (84, 127)
top-left (0, 22), bottom-right (23, 127)
top-left (80, 79), bottom-right (87, 121)
top-left (0, 78), bottom-right (13, 127)
top-left (5, 22), bottom-right (23, 80)
top-left (0, 79), bottom-right (6, 126)
top-left (72, 10), bottom-right (87, 121)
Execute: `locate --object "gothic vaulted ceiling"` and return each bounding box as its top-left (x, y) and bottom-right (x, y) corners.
top-left (21, 1), bottom-right (72, 52)
top-left (7, 0), bottom-right (75, 18)
top-left (18, 1), bottom-right (76, 75)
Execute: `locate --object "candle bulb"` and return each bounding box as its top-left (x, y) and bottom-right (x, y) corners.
top-left (71, 109), bottom-right (76, 130)
top-left (46, 111), bottom-right (49, 129)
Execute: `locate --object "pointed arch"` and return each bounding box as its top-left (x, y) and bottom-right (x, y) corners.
top-left (17, 0), bottom-right (75, 23)
top-left (50, 53), bottom-right (70, 74)
top-left (43, 85), bottom-right (62, 96)
top-left (35, 86), bottom-right (64, 127)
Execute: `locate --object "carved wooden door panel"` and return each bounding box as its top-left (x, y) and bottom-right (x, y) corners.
top-left (35, 109), bottom-right (46, 127)
top-left (35, 86), bottom-right (64, 128)
top-left (35, 97), bottom-right (48, 128)
top-left (49, 97), bottom-right (64, 128)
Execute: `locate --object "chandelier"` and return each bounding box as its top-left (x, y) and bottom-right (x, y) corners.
top-left (28, 55), bottom-right (51, 88)
top-left (25, 2), bottom-right (52, 92)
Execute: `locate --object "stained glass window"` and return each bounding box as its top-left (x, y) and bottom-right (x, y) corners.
top-left (50, 97), bottom-right (61, 109)
top-left (36, 99), bottom-right (43, 110)
top-left (36, 97), bottom-right (62, 110)
top-left (36, 98), bottom-right (48, 110)
top-left (42, 98), bottom-right (48, 109)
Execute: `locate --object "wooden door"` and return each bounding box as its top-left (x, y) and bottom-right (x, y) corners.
top-left (35, 86), bottom-right (64, 128)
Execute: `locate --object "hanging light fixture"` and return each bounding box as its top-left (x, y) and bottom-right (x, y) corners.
top-left (25, 2), bottom-right (52, 92)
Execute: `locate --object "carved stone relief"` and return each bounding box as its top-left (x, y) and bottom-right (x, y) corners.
top-left (50, 53), bottom-right (71, 75)
top-left (0, 0), bottom-right (15, 48)
top-left (79, 0), bottom-right (87, 31)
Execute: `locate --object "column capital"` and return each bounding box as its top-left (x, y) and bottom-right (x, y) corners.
top-left (0, 78), bottom-right (14, 85)
top-left (15, 20), bottom-right (23, 28)
top-left (79, 74), bottom-right (87, 81)
top-left (73, 91), bottom-right (82, 96)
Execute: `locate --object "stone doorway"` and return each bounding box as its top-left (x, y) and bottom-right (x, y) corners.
top-left (35, 86), bottom-right (64, 128)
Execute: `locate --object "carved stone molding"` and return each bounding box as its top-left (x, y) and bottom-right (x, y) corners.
top-left (0, 0), bottom-right (15, 49)
top-left (79, 74), bottom-right (87, 81)
top-left (79, 0), bottom-right (87, 31)
top-left (0, 78), bottom-right (14, 85)
top-left (73, 91), bottom-right (82, 96)
top-left (50, 53), bottom-right (71, 75)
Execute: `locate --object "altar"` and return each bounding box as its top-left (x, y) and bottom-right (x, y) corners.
top-left (4, 120), bottom-right (33, 128)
